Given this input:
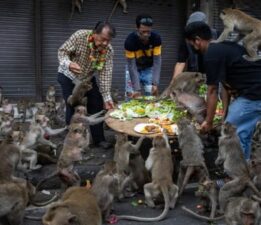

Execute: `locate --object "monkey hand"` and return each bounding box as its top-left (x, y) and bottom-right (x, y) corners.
top-left (200, 120), bottom-right (213, 133)
top-left (104, 100), bottom-right (114, 110)
top-left (69, 62), bottom-right (82, 75)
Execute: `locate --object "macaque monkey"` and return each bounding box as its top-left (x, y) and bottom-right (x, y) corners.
top-left (249, 159), bottom-right (261, 191)
top-left (216, 122), bottom-right (261, 212)
top-left (2, 98), bottom-right (14, 115)
top-left (0, 180), bottom-right (36, 225)
top-left (0, 134), bottom-right (24, 182)
top-left (161, 72), bottom-right (205, 98)
top-left (37, 122), bottom-right (88, 189)
top-left (117, 131), bottom-right (179, 222)
top-left (251, 121), bottom-right (261, 160)
top-left (119, 0), bottom-right (128, 13)
top-left (92, 161), bottom-right (119, 219)
top-left (46, 85), bottom-right (56, 102)
top-left (42, 186), bottom-right (102, 225)
top-left (0, 113), bottom-right (14, 137)
top-left (67, 78), bottom-right (92, 107)
top-left (216, 8), bottom-right (261, 61)
top-left (113, 133), bottom-right (146, 197)
top-left (70, 0), bottom-right (84, 18)
top-left (182, 197), bottom-right (261, 225)
top-left (177, 118), bottom-right (209, 197)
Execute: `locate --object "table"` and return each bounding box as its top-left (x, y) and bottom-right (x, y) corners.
top-left (105, 110), bottom-right (177, 139)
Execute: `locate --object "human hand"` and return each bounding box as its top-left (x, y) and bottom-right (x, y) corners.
top-left (69, 62), bottom-right (82, 75)
top-left (152, 85), bottom-right (158, 96)
top-left (200, 120), bottom-right (213, 133)
top-left (104, 100), bottom-right (114, 110)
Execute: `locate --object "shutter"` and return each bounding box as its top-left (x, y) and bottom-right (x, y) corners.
top-left (41, 0), bottom-right (187, 97)
top-left (0, 0), bottom-right (36, 99)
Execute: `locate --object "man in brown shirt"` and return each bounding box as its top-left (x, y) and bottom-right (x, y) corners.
top-left (57, 21), bottom-right (116, 148)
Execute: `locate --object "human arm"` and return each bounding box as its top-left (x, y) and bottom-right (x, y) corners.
top-left (58, 31), bottom-right (82, 75)
top-left (99, 48), bottom-right (114, 109)
top-left (201, 85), bottom-right (218, 132)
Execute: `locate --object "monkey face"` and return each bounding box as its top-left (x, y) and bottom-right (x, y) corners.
top-left (221, 122), bottom-right (237, 137)
top-left (74, 106), bottom-right (87, 116)
top-left (35, 114), bottom-right (49, 127)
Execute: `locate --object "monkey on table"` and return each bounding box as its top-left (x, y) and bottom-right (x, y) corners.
top-left (184, 21), bottom-right (261, 160)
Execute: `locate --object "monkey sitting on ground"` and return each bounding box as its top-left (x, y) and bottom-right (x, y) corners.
top-left (176, 118), bottom-right (209, 197)
top-left (0, 180), bottom-right (36, 225)
top-left (113, 133), bottom-right (147, 198)
top-left (0, 113), bottom-right (14, 138)
top-left (36, 122), bottom-right (88, 190)
top-left (92, 161), bottom-right (119, 220)
top-left (116, 131), bottom-right (179, 222)
top-left (42, 186), bottom-right (102, 225)
top-left (46, 85), bottom-right (56, 103)
top-left (67, 77), bottom-right (92, 107)
top-left (215, 122), bottom-right (261, 212)
top-left (216, 8), bottom-right (261, 61)
top-left (182, 197), bottom-right (261, 224)
top-left (251, 120), bottom-right (261, 160)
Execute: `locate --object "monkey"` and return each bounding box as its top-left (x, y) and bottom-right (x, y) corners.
top-left (46, 85), bottom-right (56, 103)
top-left (42, 186), bottom-right (102, 225)
top-left (216, 8), bottom-right (261, 61)
top-left (91, 161), bottom-right (119, 220)
top-left (107, 0), bottom-right (128, 21)
top-left (182, 197), bottom-right (261, 225)
top-left (161, 72), bottom-right (205, 98)
top-left (70, 0), bottom-right (84, 19)
top-left (119, 0), bottom-right (128, 13)
top-left (251, 120), bottom-right (261, 160)
top-left (176, 118), bottom-right (209, 197)
top-left (113, 133), bottom-right (146, 197)
top-left (0, 134), bottom-right (24, 182)
top-left (116, 131), bottom-right (179, 222)
top-left (2, 98), bottom-right (14, 115)
top-left (36, 122), bottom-right (88, 190)
top-left (249, 159), bottom-right (261, 191)
top-left (67, 77), bottom-right (92, 107)
top-left (216, 122), bottom-right (261, 212)
top-left (0, 113), bottom-right (14, 137)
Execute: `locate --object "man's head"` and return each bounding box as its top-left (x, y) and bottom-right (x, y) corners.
top-left (93, 21), bottom-right (116, 50)
top-left (184, 21), bottom-right (212, 53)
top-left (136, 14), bottom-right (153, 42)
top-left (186, 11), bottom-right (207, 26)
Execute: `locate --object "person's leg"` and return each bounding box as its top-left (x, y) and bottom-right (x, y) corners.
top-left (140, 67), bottom-right (152, 96)
top-left (85, 77), bottom-right (106, 144)
top-left (225, 97), bottom-right (261, 159)
top-left (125, 65), bottom-right (134, 100)
top-left (57, 73), bottom-right (75, 125)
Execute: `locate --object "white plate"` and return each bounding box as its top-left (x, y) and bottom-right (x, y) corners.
top-left (134, 123), bottom-right (161, 134)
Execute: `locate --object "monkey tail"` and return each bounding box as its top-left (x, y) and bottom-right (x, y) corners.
top-left (182, 206), bottom-right (224, 221)
top-left (247, 181), bottom-right (261, 197)
top-left (117, 184), bottom-right (169, 222)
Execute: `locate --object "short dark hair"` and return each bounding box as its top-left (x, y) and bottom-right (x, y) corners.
top-left (184, 21), bottom-right (212, 41)
top-left (94, 21), bottom-right (116, 38)
top-left (136, 14), bottom-right (153, 28)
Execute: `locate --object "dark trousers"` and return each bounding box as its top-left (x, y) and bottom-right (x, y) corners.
top-left (57, 73), bottom-right (105, 143)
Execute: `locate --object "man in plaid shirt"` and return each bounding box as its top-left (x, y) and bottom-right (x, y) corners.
top-left (57, 21), bottom-right (116, 149)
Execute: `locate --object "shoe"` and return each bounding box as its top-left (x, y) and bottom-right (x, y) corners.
top-left (97, 141), bottom-right (113, 149)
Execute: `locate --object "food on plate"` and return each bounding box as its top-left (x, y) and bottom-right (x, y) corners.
top-left (134, 123), bottom-right (161, 134)
top-left (143, 124), bottom-right (161, 133)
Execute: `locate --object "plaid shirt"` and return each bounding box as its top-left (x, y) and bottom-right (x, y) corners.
top-left (58, 29), bottom-right (113, 102)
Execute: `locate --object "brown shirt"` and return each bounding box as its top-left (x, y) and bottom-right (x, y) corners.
top-left (58, 29), bottom-right (114, 102)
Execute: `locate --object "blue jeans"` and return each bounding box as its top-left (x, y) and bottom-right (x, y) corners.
top-left (125, 66), bottom-right (152, 96)
top-left (225, 97), bottom-right (261, 159)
